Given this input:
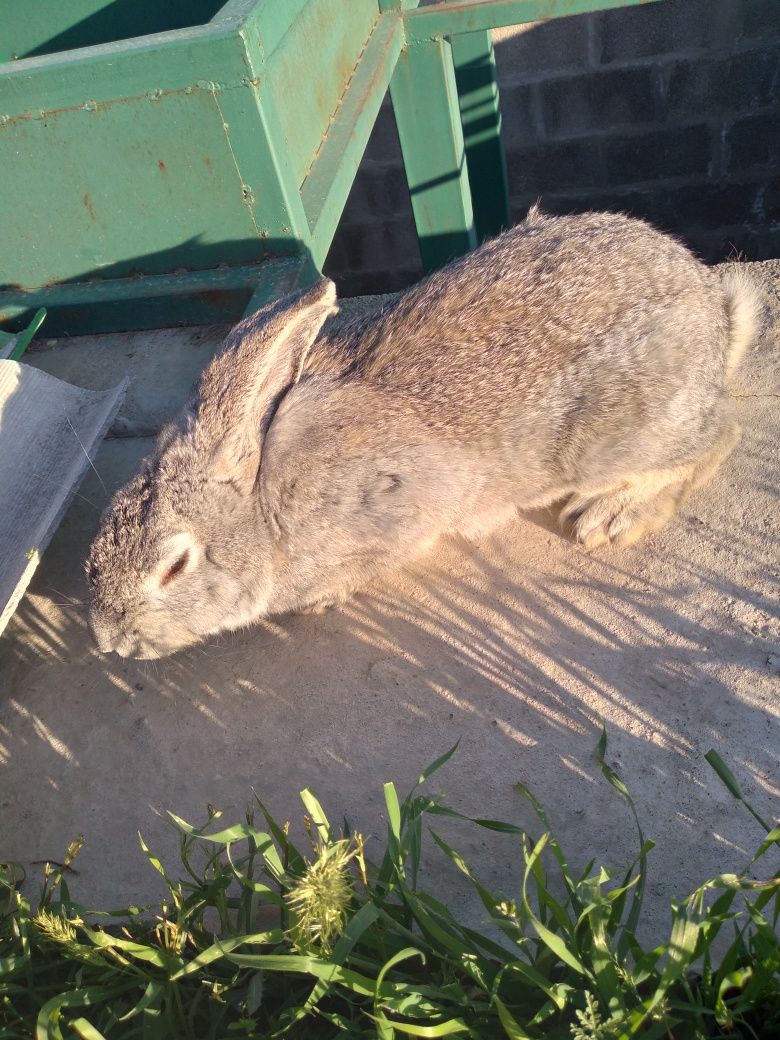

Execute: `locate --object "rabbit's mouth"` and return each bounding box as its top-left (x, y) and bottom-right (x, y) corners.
top-left (115, 637), bottom-right (164, 660)
top-left (109, 630), bottom-right (194, 659)
top-left (90, 617), bottom-right (187, 659)
top-left (91, 629), bottom-right (156, 659)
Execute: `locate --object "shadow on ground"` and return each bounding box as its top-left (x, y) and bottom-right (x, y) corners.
top-left (1, 266), bottom-right (778, 942)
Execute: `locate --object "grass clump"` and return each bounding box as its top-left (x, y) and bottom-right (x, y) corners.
top-left (1, 733), bottom-right (778, 1039)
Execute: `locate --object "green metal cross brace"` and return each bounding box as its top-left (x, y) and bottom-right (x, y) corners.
top-left (390, 33), bottom-right (477, 273)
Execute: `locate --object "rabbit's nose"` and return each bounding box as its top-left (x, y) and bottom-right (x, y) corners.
top-left (89, 614), bottom-right (124, 655)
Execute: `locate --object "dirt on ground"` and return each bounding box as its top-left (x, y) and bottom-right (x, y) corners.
top-left (1, 263), bottom-right (778, 940)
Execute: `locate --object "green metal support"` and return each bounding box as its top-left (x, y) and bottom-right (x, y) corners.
top-left (0, 0), bottom-right (664, 333)
top-left (403, 0), bottom-right (662, 40)
top-left (451, 30), bottom-right (509, 243)
top-left (0, 261), bottom-right (308, 337)
top-left (301, 13), bottom-right (404, 269)
top-left (390, 34), bottom-right (476, 273)
top-left (0, 309), bottom-right (46, 361)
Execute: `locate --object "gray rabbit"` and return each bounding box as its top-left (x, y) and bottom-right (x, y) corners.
top-left (87, 208), bottom-right (761, 658)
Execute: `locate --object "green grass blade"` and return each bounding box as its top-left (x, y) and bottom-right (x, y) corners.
top-left (368, 1015), bottom-right (470, 1037)
top-left (704, 749), bottom-right (744, 799)
top-left (521, 835), bottom-right (590, 979)
top-left (224, 953), bottom-right (385, 998)
top-left (116, 980), bottom-right (164, 1023)
top-left (69, 1020), bottom-right (107, 1040)
top-left (705, 749), bottom-right (774, 834)
top-left (36, 987), bottom-right (133, 1040)
top-left (373, 945), bottom-right (429, 1036)
top-left (137, 834), bottom-right (174, 886)
top-left (169, 931), bottom-right (283, 980)
top-left (594, 728), bottom-right (649, 955)
top-left (416, 741), bottom-right (461, 787)
top-left (375, 946), bottom-right (426, 995)
top-left (288, 902), bottom-right (382, 1025)
top-left (499, 960), bottom-right (568, 1008)
top-left (384, 783), bottom-right (403, 846)
top-left (299, 789), bottom-right (331, 846)
top-left (493, 996), bottom-right (532, 1039)
top-left (80, 923), bottom-right (184, 974)
top-left (252, 792), bottom-right (306, 875)
top-left (427, 805), bottom-right (524, 835)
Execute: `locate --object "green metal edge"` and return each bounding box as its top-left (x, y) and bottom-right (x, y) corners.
top-left (236, 0), bottom-right (311, 60)
top-left (0, 24), bottom-right (245, 118)
top-left (404, 0), bottom-right (663, 40)
top-left (302, 13), bottom-right (404, 268)
top-left (8, 309), bottom-right (47, 361)
top-left (0, 260), bottom-right (309, 336)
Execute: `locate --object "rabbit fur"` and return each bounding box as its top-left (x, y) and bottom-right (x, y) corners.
top-left (86, 208), bottom-right (762, 658)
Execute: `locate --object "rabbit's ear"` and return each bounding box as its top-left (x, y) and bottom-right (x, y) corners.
top-left (198, 278), bottom-right (337, 492)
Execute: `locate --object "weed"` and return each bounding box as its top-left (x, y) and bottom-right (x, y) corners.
top-left (0, 733), bottom-right (778, 1038)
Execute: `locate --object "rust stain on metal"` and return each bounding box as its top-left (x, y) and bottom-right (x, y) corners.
top-left (158, 159), bottom-right (167, 172)
top-left (82, 193), bottom-right (97, 222)
top-left (196, 288), bottom-right (239, 307)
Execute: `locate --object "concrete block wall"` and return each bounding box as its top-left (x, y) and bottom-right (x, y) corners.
top-left (324, 0), bottom-right (780, 296)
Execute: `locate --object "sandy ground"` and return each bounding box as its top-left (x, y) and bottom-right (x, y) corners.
top-left (1, 265), bottom-right (778, 942)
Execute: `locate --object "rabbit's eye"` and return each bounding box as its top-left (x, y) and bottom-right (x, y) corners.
top-left (161, 550), bottom-right (189, 586)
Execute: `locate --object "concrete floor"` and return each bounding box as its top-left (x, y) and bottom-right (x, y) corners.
top-left (1, 266), bottom-right (778, 941)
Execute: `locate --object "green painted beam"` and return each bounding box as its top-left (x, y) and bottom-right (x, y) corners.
top-left (236, 0), bottom-right (310, 58)
top-left (244, 255), bottom-right (318, 315)
top-left (210, 0), bottom-right (271, 28)
top-left (259, 0), bottom-right (379, 193)
top-left (208, 53), bottom-right (312, 249)
top-left (0, 25), bottom-right (245, 116)
top-left (451, 30), bottom-right (509, 242)
top-left (0, 1), bottom-right (228, 64)
top-left (0, 4), bottom-right (316, 317)
top-left (404, 0), bottom-right (663, 40)
top-left (378, 0), bottom-right (420, 10)
top-left (302, 14), bottom-right (404, 269)
top-left (0, 0), bottom-right (664, 336)
top-left (0, 258), bottom-right (309, 336)
top-left (390, 35), bottom-right (476, 273)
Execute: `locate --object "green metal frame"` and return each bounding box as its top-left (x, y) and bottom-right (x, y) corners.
top-left (0, 309), bottom-right (46, 362)
top-left (0, 0), bottom-right (660, 336)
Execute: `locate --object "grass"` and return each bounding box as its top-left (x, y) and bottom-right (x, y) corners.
top-left (1, 731), bottom-right (778, 1039)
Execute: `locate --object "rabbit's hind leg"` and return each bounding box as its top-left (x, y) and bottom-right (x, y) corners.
top-left (561, 421), bottom-right (740, 549)
top-left (561, 473), bottom-right (685, 549)
top-left (686, 420), bottom-right (741, 492)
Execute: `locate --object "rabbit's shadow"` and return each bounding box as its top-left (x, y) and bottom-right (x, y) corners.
top-left (519, 503), bottom-right (568, 538)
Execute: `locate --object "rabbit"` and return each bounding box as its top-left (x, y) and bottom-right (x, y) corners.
top-left (86, 208), bottom-right (762, 658)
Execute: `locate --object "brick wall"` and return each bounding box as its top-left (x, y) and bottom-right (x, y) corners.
top-left (324, 0), bottom-right (780, 296)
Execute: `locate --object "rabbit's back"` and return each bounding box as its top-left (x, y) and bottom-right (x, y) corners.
top-left (318, 210), bottom-right (724, 431)
top-left (309, 210), bottom-right (732, 493)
